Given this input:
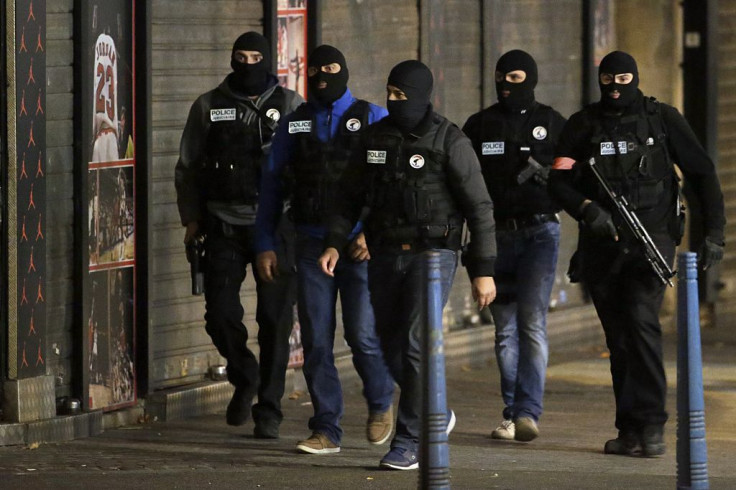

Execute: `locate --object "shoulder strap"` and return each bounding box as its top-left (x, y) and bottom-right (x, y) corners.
top-left (433, 117), bottom-right (452, 153)
top-left (244, 86), bottom-right (288, 132)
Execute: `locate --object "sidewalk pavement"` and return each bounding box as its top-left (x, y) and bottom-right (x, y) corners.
top-left (0, 325), bottom-right (734, 489)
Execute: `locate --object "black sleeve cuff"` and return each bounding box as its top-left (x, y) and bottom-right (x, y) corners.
top-left (324, 232), bottom-right (350, 252)
top-left (465, 256), bottom-right (495, 279)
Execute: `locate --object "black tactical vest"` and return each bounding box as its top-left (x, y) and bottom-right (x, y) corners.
top-left (362, 115), bottom-right (463, 250)
top-left (587, 97), bottom-right (674, 213)
top-left (286, 100), bottom-right (371, 225)
top-left (202, 86), bottom-right (288, 203)
top-left (475, 103), bottom-right (557, 218)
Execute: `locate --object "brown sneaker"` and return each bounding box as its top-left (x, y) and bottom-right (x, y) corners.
top-left (367, 406), bottom-right (394, 445)
top-left (296, 432), bottom-right (341, 454)
top-left (514, 416), bottom-right (539, 442)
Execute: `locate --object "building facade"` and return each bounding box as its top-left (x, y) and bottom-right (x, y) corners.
top-left (1, 0), bottom-right (733, 444)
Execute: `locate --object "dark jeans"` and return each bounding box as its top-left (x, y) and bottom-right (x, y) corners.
top-left (491, 221), bottom-right (559, 422)
top-left (368, 249), bottom-right (458, 451)
top-left (581, 233), bottom-right (675, 432)
top-left (296, 235), bottom-right (394, 445)
top-left (204, 221), bottom-right (296, 424)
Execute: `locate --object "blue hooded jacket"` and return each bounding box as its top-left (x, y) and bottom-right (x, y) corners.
top-left (255, 87), bottom-right (388, 253)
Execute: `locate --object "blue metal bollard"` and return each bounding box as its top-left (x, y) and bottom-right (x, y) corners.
top-left (676, 251), bottom-right (709, 490)
top-left (420, 251), bottom-right (450, 489)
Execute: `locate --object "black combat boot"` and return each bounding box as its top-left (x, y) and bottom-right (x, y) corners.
top-left (226, 386), bottom-right (255, 426)
top-left (603, 430), bottom-right (641, 456)
top-left (640, 425), bottom-right (666, 457)
top-left (253, 418), bottom-right (280, 439)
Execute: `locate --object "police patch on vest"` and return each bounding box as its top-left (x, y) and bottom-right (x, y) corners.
top-left (266, 108), bottom-right (281, 121)
top-left (532, 126), bottom-right (548, 140)
top-left (210, 108), bottom-right (236, 122)
top-left (367, 150), bottom-right (387, 164)
top-left (600, 141), bottom-right (628, 156)
top-left (482, 141), bottom-right (504, 155)
top-left (409, 154), bottom-right (425, 169)
top-left (346, 118), bottom-right (361, 132)
top-left (288, 120), bottom-right (312, 133)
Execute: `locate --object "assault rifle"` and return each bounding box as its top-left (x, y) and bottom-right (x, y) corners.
top-left (516, 156), bottom-right (550, 185)
top-left (587, 157), bottom-right (675, 287)
top-left (186, 238), bottom-right (206, 296)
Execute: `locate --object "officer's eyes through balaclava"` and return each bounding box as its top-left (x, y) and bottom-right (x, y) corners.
top-left (307, 45), bottom-right (349, 105)
top-left (495, 50), bottom-right (537, 111)
top-left (386, 60), bottom-right (433, 133)
top-left (598, 50), bottom-right (639, 110)
top-left (230, 31), bottom-right (271, 96)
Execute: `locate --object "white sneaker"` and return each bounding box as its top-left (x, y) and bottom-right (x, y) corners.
top-left (491, 419), bottom-right (515, 440)
top-left (446, 410), bottom-right (456, 436)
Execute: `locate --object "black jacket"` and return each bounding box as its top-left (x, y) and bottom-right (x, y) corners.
top-left (463, 101), bottom-right (566, 220)
top-left (550, 92), bottom-right (725, 244)
top-left (325, 109), bottom-right (497, 278)
top-left (174, 74), bottom-right (304, 227)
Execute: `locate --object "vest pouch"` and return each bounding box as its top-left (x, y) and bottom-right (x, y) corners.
top-left (202, 160), bottom-right (253, 203)
top-left (403, 189), bottom-right (431, 223)
top-left (631, 177), bottom-right (664, 211)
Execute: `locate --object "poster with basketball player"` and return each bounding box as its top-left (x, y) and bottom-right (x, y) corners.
top-left (277, 0), bottom-right (308, 98)
top-left (79, 0), bottom-right (136, 411)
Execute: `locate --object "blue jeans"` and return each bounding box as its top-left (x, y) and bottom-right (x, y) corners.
top-left (490, 221), bottom-right (559, 422)
top-left (368, 249), bottom-right (458, 450)
top-left (296, 235), bottom-right (394, 445)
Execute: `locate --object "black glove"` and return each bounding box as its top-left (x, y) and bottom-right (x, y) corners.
top-left (532, 166), bottom-right (550, 186)
top-left (699, 237), bottom-right (724, 271)
top-left (582, 202), bottom-right (617, 240)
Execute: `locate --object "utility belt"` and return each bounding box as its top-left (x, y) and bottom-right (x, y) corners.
top-left (495, 213), bottom-right (559, 232)
top-left (369, 224), bottom-right (461, 253)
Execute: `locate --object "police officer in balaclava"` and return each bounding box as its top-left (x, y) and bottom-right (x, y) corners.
top-left (175, 31), bottom-right (304, 439)
top-left (319, 59), bottom-right (497, 470)
top-left (549, 50), bottom-right (725, 457)
top-left (229, 31), bottom-right (272, 95)
top-left (597, 50), bottom-right (639, 111)
top-left (462, 49), bottom-right (566, 444)
top-left (306, 44), bottom-right (350, 105)
top-left (255, 44), bottom-right (395, 456)
top-left (384, 59), bottom-right (434, 133)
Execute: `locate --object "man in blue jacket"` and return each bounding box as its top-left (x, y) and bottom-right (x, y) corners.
top-left (255, 45), bottom-right (394, 455)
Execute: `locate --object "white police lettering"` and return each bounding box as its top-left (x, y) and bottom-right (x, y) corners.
top-left (210, 108), bottom-right (237, 122)
top-left (600, 141), bottom-right (628, 156)
top-left (346, 118), bottom-right (361, 131)
top-left (409, 154), bottom-right (425, 169)
top-left (288, 120), bottom-right (312, 133)
top-left (266, 108), bottom-right (281, 121)
top-left (532, 126), bottom-right (547, 140)
top-left (367, 150), bottom-right (387, 164)
top-left (481, 141), bottom-right (504, 155)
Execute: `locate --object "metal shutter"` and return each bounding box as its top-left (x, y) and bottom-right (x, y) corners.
top-left (321, 0), bottom-right (419, 112)
top-left (717, 0), bottom-right (736, 303)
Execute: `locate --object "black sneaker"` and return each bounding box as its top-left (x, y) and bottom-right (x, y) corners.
top-left (226, 387), bottom-right (254, 426)
top-left (604, 430), bottom-right (641, 456)
top-left (254, 418), bottom-right (280, 439)
top-left (640, 425), bottom-right (666, 458)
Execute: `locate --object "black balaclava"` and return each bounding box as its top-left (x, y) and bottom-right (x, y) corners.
top-left (230, 31), bottom-right (271, 96)
top-left (598, 50), bottom-right (639, 110)
top-left (387, 60), bottom-right (433, 133)
top-left (307, 45), bottom-right (349, 106)
top-left (495, 49), bottom-right (538, 111)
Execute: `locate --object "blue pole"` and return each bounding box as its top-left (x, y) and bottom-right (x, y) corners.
top-left (676, 251), bottom-right (709, 490)
top-left (420, 251), bottom-right (450, 489)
